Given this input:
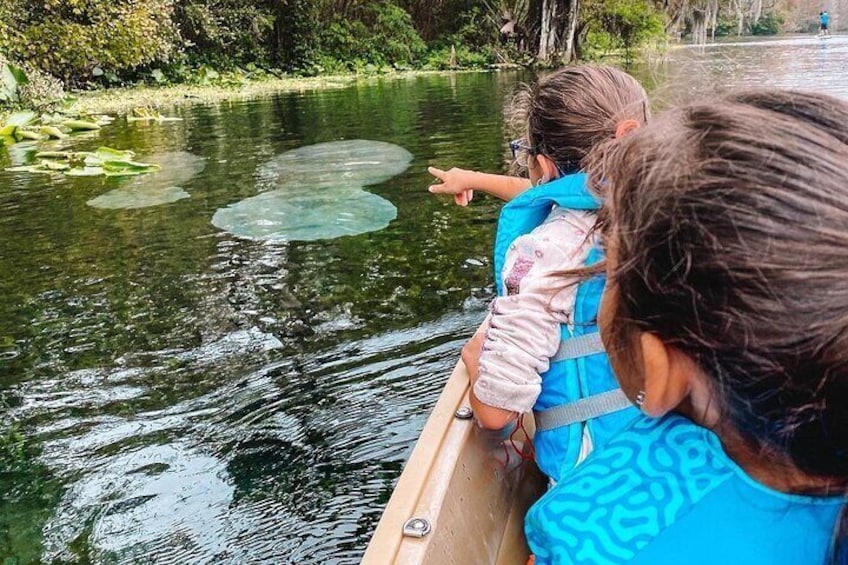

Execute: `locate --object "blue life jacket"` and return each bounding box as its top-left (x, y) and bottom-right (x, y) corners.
top-left (492, 174), bottom-right (638, 481)
top-left (822, 12), bottom-right (830, 25)
top-left (525, 414), bottom-right (845, 564)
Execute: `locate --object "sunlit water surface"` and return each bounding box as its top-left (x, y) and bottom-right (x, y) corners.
top-left (2, 35), bottom-right (848, 564)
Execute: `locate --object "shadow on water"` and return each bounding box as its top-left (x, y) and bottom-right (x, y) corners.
top-left (3, 39), bottom-right (848, 563)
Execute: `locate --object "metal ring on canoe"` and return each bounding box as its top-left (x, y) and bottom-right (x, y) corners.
top-left (402, 517), bottom-right (432, 538)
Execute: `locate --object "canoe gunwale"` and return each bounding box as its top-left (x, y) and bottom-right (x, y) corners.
top-left (363, 360), bottom-right (545, 564)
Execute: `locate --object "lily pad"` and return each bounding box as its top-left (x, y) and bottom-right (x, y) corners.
top-left (65, 166), bottom-right (106, 177)
top-left (62, 119), bottom-right (100, 131)
top-left (5, 164), bottom-right (55, 174)
top-left (42, 160), bottom-right (70, 171)
top-left (95, 147), bottom-right (135, 161)
top-left (212, 140), bottom-right (411, 242)
top-left (39, 126), bottom-right (67, 139)
top-left (87, 152), bottom-right (205, 210)
top-left (6, 146), bottom-right (159, 177)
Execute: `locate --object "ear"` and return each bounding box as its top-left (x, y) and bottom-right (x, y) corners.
top-left (615, 119), bottom-right (641, 139)
top-left (535, 153), bottom-right (560, 182)
top-left (638, 333), bottom-right (692, 417)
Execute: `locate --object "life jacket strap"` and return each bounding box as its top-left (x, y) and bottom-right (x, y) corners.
top-left (552, 332), bottom-right (605, 362)
top-left (534, 389), bottom-right (632, 432)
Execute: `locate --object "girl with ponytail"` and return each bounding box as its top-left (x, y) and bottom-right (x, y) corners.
top-left (525, 90), bottom-right (848, 564)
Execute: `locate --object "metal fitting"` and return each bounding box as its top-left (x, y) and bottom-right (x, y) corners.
top-left (454, 406), bottom-right (473, 420)
top-left (402, 517), bottom-right (432, 538)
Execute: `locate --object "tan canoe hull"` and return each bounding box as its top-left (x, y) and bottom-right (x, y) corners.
top-left (363, 361), bottom-right (545, 564)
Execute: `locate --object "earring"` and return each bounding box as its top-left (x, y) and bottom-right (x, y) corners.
top-left (635, 390), bottom-right (646, 407)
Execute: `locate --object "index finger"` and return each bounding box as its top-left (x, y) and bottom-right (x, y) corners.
top-left (428, 166), bottom-right (446, 181)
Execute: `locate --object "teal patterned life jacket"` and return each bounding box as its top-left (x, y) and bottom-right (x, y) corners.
top-left (525, 413), bottom-right (844, 564)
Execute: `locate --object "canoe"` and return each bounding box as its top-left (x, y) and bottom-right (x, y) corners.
top-left (362, 360), bottom-right (546, 564)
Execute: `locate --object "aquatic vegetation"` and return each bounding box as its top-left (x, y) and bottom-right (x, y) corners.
top-left (211, 140), bottom-right (412, 242)
top-left (6, 147), bottom-right (160, 177)
top-left (0, 422), bottom-right (62, 564)
top-left (66, 75), bottom-right (358, 116)
top-left (127, 106), bottom-right (183, 123)
top-left (0, 61), bottom-right (28, 104)
top-left (87, 151), bottom-right (205, 209)
top-left (0, 110), bottom-right (113, 145)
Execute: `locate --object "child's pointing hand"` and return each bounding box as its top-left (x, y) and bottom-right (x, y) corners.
top-left (428, 166), bottom-right (475, 207)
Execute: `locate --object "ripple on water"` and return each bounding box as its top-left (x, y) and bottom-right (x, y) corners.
top-left (13, 308), bottom-right (480, 563)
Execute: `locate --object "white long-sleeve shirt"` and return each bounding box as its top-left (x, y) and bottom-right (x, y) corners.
top-left (473, 207), bottom-right (597, 413)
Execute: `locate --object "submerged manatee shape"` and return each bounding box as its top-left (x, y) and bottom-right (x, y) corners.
top-left (87, 152), bottom-right (206, 210)
top-left (211, 140), bottom-right (412, 242)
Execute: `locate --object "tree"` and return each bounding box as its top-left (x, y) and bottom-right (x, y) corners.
top-left (521, 0), bottom-right (580, 62)
top-left (0, 0), bottom-right (177, 85)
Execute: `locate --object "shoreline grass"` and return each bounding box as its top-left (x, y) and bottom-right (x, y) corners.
top-left (66, 69), bottom-right (493, 116)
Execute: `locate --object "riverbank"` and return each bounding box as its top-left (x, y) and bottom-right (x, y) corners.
top-left (66, 69), bottom-right (498, 117)
top-left (66, 75), bottom-right (361, 116)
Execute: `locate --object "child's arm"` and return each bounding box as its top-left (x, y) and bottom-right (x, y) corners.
top-left (462, 319), bottom-right (518, 430)
top-left (428, 167), bottom-right (532, 206)
top-left (471, 294), bottom-right (562, 429)
top-left (471, 210), bottom-right (597, 430)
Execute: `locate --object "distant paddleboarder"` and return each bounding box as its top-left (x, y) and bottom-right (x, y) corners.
top-left (820, 11), bottom-right (831, 37)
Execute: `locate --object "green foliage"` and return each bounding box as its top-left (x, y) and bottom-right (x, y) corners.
top-left (271, 0), bottom-right (319, 72)
top-left (713, 9), bottom-right (785, 37)
top-left (599, 0), bottom-right (666, 49)
top-left (423, 45), bottom-right (495, 70)
top-left (0, 0), bottom-right (178, 86)
top-left (582, 29), bottom-right (619, 59)
top-left (316, 1), bottom-right (427, 72)
top-left (0, 0), bottom-right (710, 94)
top-left (797, 19), bottom-right (821, 34)
top-left (713, 15), bottom-right (739, 37)
top-left (446, 6), bottom-right (500, 49)
top-left (17, 65), bottom-right (65, 108)
top-left (582, 0), bottom-right (666, 61)
top-left (173, 0), bottom-right (275, 67)
top-left (0, 53), bottom-right (64, 110)
top-left (0, 62), bottom-right (27, 104)
top-left (0, 112), bottom-right (114, 147)
top-left (705, 8), bottom-right (787, 37)
top-left (396, 0), bottom-right (481, 41)
top-left (750, 11), bottom-right (784, 35)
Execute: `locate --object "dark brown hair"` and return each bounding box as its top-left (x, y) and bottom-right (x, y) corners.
top-left (511, 65), bottom-right (649, 174)
top-left (593, 89), bottom-right (848, 563)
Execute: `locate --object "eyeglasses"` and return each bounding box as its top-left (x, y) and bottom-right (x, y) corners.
top-left (509, 139), bottom-right (539, 168)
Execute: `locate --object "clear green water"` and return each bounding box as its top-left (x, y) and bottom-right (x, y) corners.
top-left (2, 36), bottom-right (848, 564)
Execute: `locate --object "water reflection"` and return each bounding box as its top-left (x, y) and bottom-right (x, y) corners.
top-left (16, 310), bottom-right (482, 562)
top-left (4, 38), bottom-right (848, 563)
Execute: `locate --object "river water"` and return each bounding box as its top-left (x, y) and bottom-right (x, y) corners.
top-left (2, 36), bottom-right (847, 564)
